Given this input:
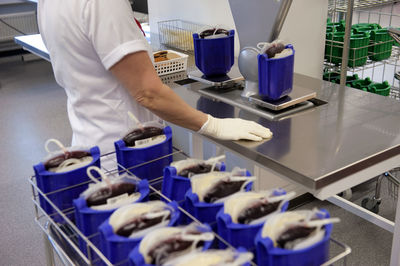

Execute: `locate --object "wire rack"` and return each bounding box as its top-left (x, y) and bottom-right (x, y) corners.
top-left (328, 0), bottom-right (400, 13)
top-left (325, 1), bottom-right (400, 100)
top-left (29, 147), bottom-right (351, 266)
top-left (158, 20), bottom-right (206, 52)
top-left (386, 168), bottom-right (400, 200)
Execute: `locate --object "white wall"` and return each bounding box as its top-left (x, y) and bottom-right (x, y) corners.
top-left (279, 0), bottom-right (328, 79)
top-left (352, 3), bottom-right (400, 28)
top-left (148, 0), bottom-right (328, 79)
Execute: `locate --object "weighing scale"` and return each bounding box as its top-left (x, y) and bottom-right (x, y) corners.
top-left (188, 66), bottom-right (317, 121)
top-left (187, 0), bottom-right (318, 120)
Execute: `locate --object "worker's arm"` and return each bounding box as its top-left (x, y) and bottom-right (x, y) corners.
top-left (110, 51), bottom-right (207, 131)
top-left (110, 51), bottom-right (273, 141)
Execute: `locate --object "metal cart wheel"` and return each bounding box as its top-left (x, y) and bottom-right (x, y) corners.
top-left (341, 189), bottom-right (353, 200)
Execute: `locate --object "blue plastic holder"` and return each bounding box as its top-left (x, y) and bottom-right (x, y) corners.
top-left (258, 45), bottom-right (295, 101)
top-left (33, 146), bottom-right (101, 223)
top-left (216, 189), bottom-right (288, 251)
top-left (73, 179), bottom-right (150, 257)
top-left (184, 171), bottom-right (253, 231)
top-left (161, 162), bottom-right (226, 204)
top-left (98, 201), bottom-right (180, 266)
top-left (114, 126), bottom-right (173, 181)
top-left (255, 209), bottom-right (333, 266)
top-left (127, 223), bottom-right (214, 266)
top-left (193, 30), bottom-right (235, 77)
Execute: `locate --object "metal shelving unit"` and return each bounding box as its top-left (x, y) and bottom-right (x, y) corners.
top-left (325, 0), bottom-right (400, 217)
top-left (325, 0), bottom-right (400, 100)
top-left (329, 0), bottom-right (400, 13)
top-left (29, 148), bottom-right (351, 266)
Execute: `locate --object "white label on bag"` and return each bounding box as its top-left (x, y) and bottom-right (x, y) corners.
top-left (107, 193), bottom-right (129, 205)
top-left (134, 135), bottom-right (166, 148)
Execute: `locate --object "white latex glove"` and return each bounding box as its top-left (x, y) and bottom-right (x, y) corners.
top-left (198, 115), bottom-right (273, 141)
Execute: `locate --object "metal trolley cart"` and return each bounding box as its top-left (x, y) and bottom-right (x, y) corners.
top-left (29, 148), bottom-right (351, 266)
top-left (361, 168), bottom-right (400, 213)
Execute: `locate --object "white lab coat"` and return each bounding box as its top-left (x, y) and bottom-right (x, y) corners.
top-left (37, 0), bottom-right (158, 153)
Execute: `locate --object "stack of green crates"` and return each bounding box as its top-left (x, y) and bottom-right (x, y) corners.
top-left (352, 23), bottom-right (381, 33)
top-left (327, 19), bottom-right (346, 32)
top-left (322, 72), bottom-right (391, 97)
top-left (331, 74), bottom-right (360, 87)
top-left (325, 31), bottom-right (370, 67)
top-left (325, 21), bottom-right (395, 66)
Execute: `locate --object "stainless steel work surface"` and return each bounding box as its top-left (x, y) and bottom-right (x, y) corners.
top-left (170, 74), bottom-right (400, 191)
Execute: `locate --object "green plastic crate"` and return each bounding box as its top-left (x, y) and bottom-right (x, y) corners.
top-left (369, 29), bottom-right (394, 61)
top-left (325, 32), bottom-right (369, 67)
top-left (325, 32), bottom-right (344, 64)
top-left (326, 26), bottom-right (335, 33)
top-left (332, 74), bottom-right (360, 87)
top-left (348, 33), bottom-right (370, 67)
top-left (323, 73), bottom-right (360, 87)
top-left (395, 28), bottom-right (400, 47)
top-left (352, 23), bottom-right (380, 36)
top-left (352, 23), bottom-right (381, 31)
top-left (323, 72), bottom-right (341, 83)
top-left (368, 81), bottom-right (391, 96)
top-left (344, 74), bottom-right (360, 86)
top-left (351, 77), bottom-right (373, 91)
top-left (327, 19), bottom-right (346, 32)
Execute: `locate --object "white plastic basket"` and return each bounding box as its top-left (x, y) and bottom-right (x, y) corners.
top-left (153, 50), bottom-right (188, 76)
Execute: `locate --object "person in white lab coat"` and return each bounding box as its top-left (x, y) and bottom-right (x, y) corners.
top-left (37, 0), bottom-right (272, 153)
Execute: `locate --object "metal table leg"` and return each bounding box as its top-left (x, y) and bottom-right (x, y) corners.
top-left (43, 232), bottom-right (55, 266)
top-left (390, 185), bottom-right (400, 266)
top-left (189, 132), bottom-right (204, 159)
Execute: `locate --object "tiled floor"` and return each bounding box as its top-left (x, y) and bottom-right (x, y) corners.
top-left (0, 57), bottom-right (397, 266)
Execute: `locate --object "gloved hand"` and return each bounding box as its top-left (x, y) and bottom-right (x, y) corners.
top-left (198, 115), bottom-right (273, 141)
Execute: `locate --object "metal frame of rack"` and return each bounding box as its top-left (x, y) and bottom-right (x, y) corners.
top-left (29, 148), bottom-right (351, 266)
top-left (329, 0), bottom-right (400, 13)
top-left (157, 20), bottom-right (207, 52)
top-left (326, 0), bottom-right (400, 100)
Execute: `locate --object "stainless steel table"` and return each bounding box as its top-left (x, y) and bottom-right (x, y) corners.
top-left (16, 34), bottom-right (400, 266)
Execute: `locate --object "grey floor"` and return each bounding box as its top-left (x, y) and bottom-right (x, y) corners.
top-left (0, 57), bottom-right (396, 266)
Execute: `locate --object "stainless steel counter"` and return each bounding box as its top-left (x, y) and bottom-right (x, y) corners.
top-left (169, 72), bottom-right (400, 193)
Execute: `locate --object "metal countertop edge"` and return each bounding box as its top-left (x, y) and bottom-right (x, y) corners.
top-left (14, 37), bottom-right (50, 61)
top-left (314, 144), bottom-right (400, 189)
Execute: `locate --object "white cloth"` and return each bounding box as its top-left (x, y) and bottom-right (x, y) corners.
top-left (37, 0), bottom-right (158, 153)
